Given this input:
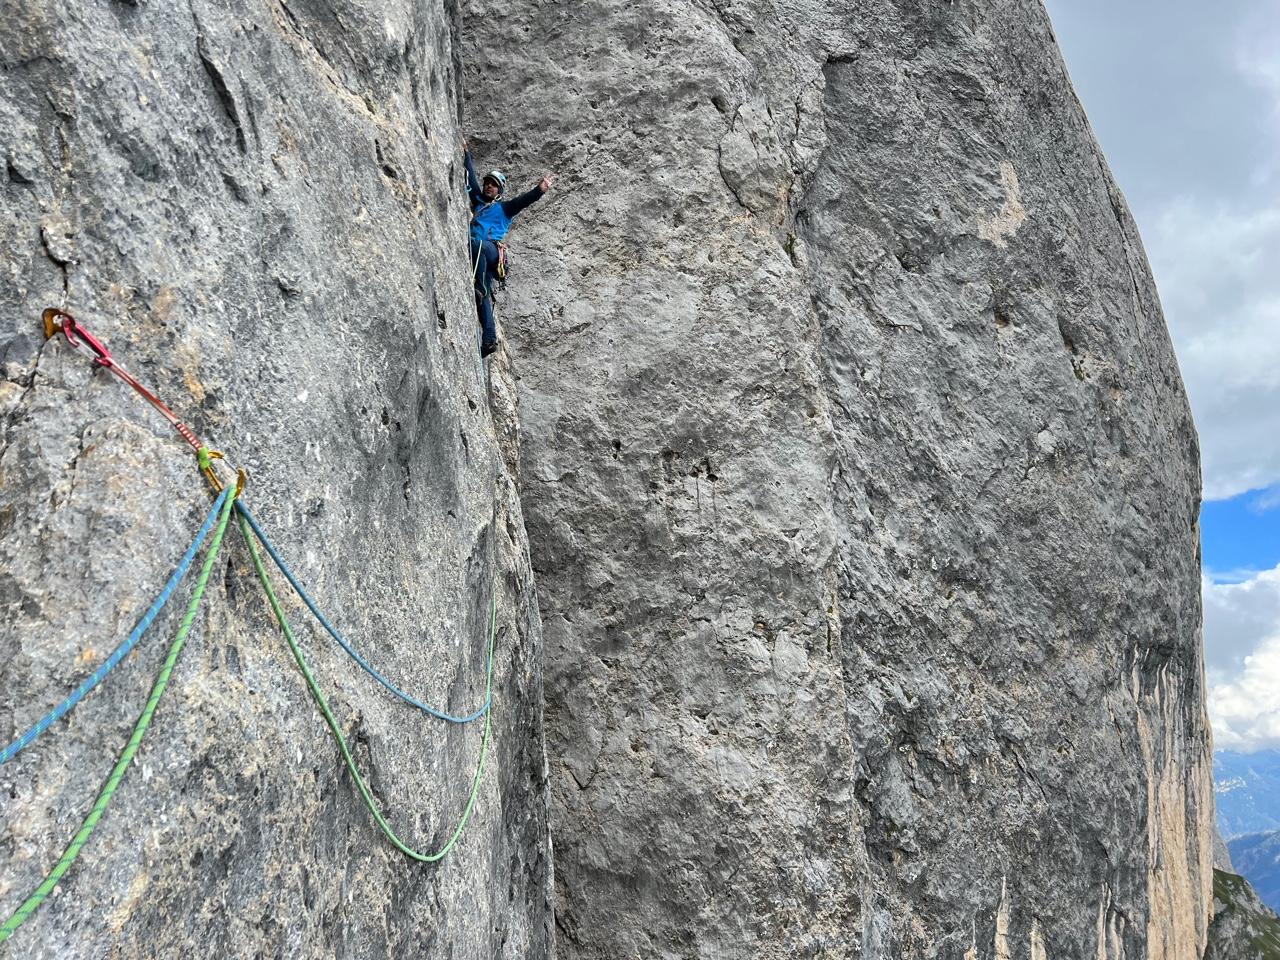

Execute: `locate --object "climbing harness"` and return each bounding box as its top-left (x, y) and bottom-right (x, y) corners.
top-left (1, 308), bottom-right (501, 944)
top-left (0, 484), bottom-right (238, 945)
top-left (0, 486), bottom-right (231, 766)
top-left (238, 503), bottom-right (492, 723)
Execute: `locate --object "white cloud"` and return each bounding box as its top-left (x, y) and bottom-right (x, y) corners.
top-left (1253, 486), bottom-right (1280, 512)
top-left (1234, 10), bottom-right (1280, 186)
top-left (1206, 565), bottom-right (1280, 751)
top-left (1175, 19), bottom-right (1280, 752)
top-left (1131, 19), bottom-right (1280, 503)
top-left (1236, 13), bottom-right (1280, 101)
top-left (1146, 200), bottom-right (1280, 500)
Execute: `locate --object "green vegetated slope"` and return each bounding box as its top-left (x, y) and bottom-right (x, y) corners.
top-left (1206, 870), bottom-right (1280, 959)
top-left (1228, 830), bottom-right (1280, 912)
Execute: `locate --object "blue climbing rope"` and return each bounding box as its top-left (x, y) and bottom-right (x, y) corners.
top-left (235, 503), bottom-right (492, 724)
top-left (0, 486), bottom-right (231, 766)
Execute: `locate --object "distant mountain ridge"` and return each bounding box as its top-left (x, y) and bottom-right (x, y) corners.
top-left (1215, 750), bottom-right (1280, 838)
top-left (1229, 832), bottom-right (1280, 913)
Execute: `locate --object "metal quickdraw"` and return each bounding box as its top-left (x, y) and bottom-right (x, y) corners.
top-left (41, 308), bottom-right (243, 495)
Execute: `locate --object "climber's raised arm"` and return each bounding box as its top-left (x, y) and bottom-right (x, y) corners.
top-left (463, 141), bottom-right (483, 205)
top-left (502, 174), bottom-right (554, 219)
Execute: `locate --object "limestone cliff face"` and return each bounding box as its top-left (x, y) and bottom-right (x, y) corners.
top-left (463, 0), bottom-right (1213, 957)
top-left (0, 0), bottom-right (1214, 956)
top-left (0, 3), bottom-right (550, 957)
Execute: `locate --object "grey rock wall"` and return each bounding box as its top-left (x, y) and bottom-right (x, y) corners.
top-left (1, 2), bottom-right (550, 957)
top-left (1213, 826), bottom-right (1234, 873)
top-left (462, 1), bottom-right (1212, 957)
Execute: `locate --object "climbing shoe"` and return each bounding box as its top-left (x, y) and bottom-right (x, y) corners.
top-left (481, 341), bottom-right (499, 358)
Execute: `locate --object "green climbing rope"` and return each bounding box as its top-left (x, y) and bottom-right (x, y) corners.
top-left (2, 307), bottom-right (500, 952)
top-left (236, 511), bottom-right (495, 863)
top-left (0, 486), bottom-right (238, 944)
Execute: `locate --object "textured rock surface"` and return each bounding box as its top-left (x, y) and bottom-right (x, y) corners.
top-left (463, 0), bottom-right (1213, 956)
top-left (1204, 870), bottom-right (1280, 959)
top-left (0, 2), bottom-right (550, 957)
top-left (1213, 825), bottom-right (1235, 872)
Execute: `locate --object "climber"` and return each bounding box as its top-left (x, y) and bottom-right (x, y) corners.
top-left (463, 137), bottom-right (553, 358)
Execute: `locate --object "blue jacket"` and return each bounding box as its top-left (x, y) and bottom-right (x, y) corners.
top-left (465, 150), bottom-right (545, 245)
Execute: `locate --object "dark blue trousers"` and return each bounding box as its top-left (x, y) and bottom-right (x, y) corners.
top-left (471, 239), bottom-right (500, 351)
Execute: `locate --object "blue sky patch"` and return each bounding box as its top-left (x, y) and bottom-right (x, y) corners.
top-left (1202, 486), bottom-right (1280, 582)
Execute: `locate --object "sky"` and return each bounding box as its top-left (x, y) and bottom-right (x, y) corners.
top-left (1044, 0), bottom-right (1280, 752)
